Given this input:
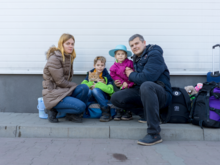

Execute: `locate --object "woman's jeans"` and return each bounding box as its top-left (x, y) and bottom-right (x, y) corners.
top-left (88, 88), bottom-right (110, 109)
top-left (54, 84), bottom-right (89, 114)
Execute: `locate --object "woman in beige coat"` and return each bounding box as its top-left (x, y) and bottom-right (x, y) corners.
top-left (43, 33), bottom-right (89, 123)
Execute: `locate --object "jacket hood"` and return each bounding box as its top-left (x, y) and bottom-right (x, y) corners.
top-left (142, 44), bottom-right (163, 57)
top-left (46, 47), bottom-right (61, 60)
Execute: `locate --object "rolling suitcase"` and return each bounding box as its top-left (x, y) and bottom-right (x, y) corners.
top-left (207, 44), bottom-right (220, 83)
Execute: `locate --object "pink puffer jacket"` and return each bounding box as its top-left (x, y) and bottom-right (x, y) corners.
top-left (110, 58), bottom-right (134, 89)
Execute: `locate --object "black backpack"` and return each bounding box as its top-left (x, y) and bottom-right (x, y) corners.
top-left (160, 87), bottom-right (191, 123)
top-left (190, 82), bottom-right (220, 128)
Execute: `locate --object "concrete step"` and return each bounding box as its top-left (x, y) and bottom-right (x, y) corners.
top-left (0, 112), bottom-right (219, 141)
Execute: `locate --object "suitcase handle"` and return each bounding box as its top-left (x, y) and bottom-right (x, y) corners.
top-left (212, 44), bottom-right (220, 73)
top-left (213, 44), bottom-right (220, 49)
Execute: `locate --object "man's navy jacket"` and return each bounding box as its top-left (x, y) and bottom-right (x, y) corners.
top-left (129, 44), bottom-right (172, 107)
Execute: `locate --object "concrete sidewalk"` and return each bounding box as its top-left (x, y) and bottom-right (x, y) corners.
top-left (0, 112), bottom-right (219, 141)
top-left (1, 138), bottom-right (220, 165)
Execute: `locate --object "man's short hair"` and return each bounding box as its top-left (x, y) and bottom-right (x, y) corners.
top-left (129, 34), bottom-right (145, 42)
top-left (94, 56), bottom-right (106, 65)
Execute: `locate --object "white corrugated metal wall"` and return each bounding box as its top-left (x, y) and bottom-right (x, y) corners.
top-left (0, 0), bottom-right (219, 75)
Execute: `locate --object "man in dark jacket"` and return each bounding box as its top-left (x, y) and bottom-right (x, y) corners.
top-left (111, 34), bottom-right (172, 145)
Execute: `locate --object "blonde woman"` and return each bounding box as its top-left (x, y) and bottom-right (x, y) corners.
top-left (42, 34), bottom-right (89, 123)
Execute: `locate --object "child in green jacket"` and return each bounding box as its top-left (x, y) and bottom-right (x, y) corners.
top-left (81, 56), bottom-right (114, 122)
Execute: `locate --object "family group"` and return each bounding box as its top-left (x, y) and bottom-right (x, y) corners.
top-left (42, 33), bottom-right (172, 146)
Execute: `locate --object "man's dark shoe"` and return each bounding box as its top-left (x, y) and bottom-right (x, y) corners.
top-left (121, 111), bottom-right (133, 121)
top-left (48, 108), bottom-right (58, 123)
top-left (114, 109), bottom-right (123, 121)
top-left (138, 118), bottom-right (147, 123)
top-left (66, 113), bottom-right (82, 123)
top-left (137, 134), bottom-right (162, 146)
top-left (100, 106), bottom-right (112, 122)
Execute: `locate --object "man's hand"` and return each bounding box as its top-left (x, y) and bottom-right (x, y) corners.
top-left (114, 80), bottom-right (122, 87)
top-left (125, 67), bottom-right (133, 77)
top-left (122, 82), bottom-right (128, 89)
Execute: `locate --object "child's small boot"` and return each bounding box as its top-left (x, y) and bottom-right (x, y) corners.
top-left (100, 106), bottom-right (112, 122)
top-left (114, 109), bottom-right (123, 121)
top-left (121, 111), bottom-right (133, 121)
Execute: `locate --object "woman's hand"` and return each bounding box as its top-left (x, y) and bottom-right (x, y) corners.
top-left (114, 80), bottom-right (122, 87)
top-left (122, 82), bottom-right (128, 89)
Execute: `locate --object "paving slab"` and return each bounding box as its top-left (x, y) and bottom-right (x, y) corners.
top-left (1, 138), bottom-right (220, 165)
top-left (110, 123), bottom-right (204, 141)
top-left (0, 112), bottom-right (220, 141)
top-left (16, 125), bottom-right (109, 139)
top-left (0, 124), bottom-right (17, 138)
top-left (15, 117), bottom-right (110, 139)
top-left (160, 124), bottom-right (204, 141)
top-left (203, 128), bottom-right (220, 141)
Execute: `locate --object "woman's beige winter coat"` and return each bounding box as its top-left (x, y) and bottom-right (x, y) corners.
top-left (42, 50), bottom-right (77, 110)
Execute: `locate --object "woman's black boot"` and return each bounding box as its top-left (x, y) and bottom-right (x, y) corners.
top-left (48, 108), bottom-right (58, 123)
top-left (100, 106), bottom-right (112, 122)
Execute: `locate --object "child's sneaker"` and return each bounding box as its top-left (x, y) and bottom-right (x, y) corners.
top-left (114, 109), bottom-right (123, 121)
top-left (121, 111), bottom-right (133, 121)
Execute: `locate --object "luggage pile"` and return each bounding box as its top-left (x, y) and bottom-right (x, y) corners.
top-left (190, 82), bottom-right (220, 128)
top-left (161, 44), bottom-right (220, 128)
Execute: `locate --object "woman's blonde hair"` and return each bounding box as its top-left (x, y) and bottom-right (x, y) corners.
top-left (47, 33), bottom-right (76, 63)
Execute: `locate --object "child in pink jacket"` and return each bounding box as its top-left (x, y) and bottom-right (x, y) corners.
top-left (109, 45), bottom-right (135, 90)
top-left (109, 45), bottom-right (134, 121)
